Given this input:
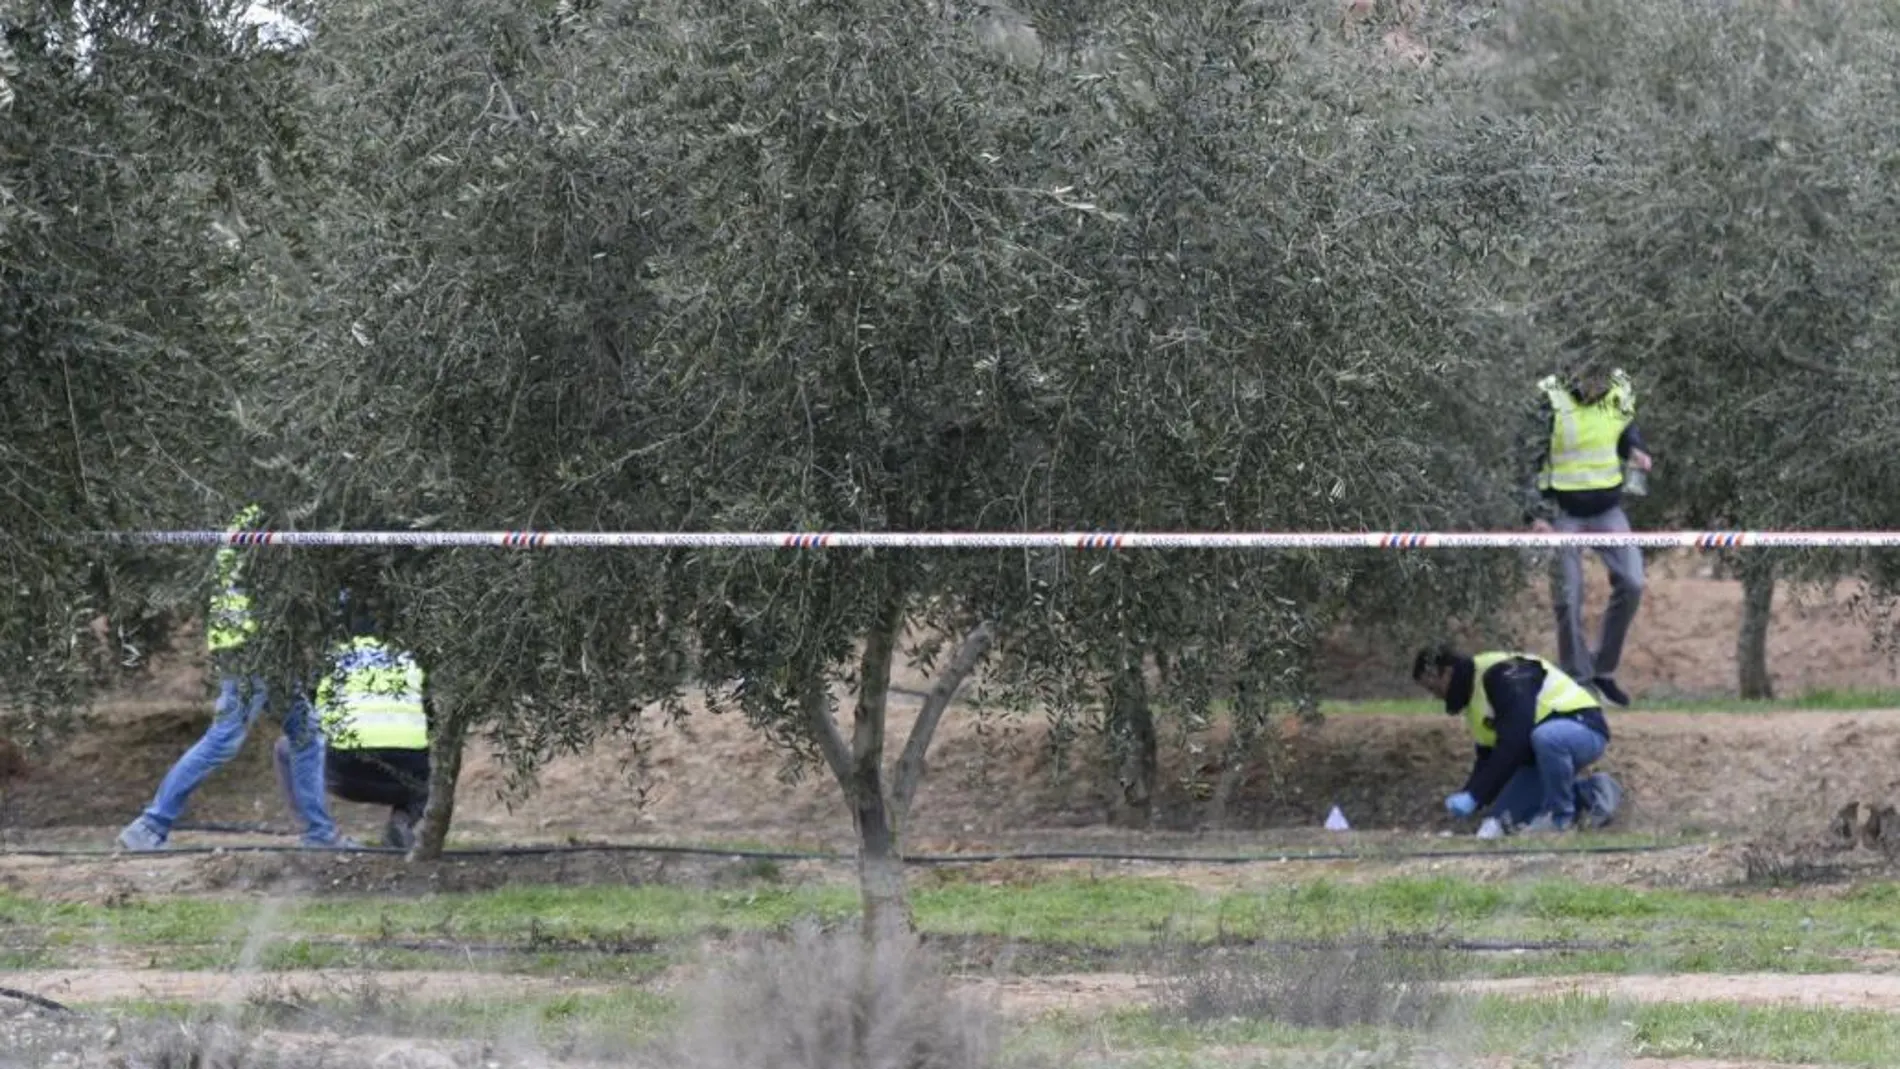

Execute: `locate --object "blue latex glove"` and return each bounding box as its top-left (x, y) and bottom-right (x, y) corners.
top-left (1445, 791), bottom-right (1477, 818)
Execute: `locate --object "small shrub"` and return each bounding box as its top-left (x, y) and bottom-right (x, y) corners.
top-left (671, 920), bottom-right (1004, 1069)
top-left (1153, 935), bottom-right (1456, 1030)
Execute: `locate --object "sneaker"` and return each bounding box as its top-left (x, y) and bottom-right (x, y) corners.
top-left (117, 819), bottom-right (167, 852)
top-left (1592, 676), bottom-right (1631, 708)
top-left (1580, 772), bottom-right (1622, 830)
top-left (383, 812), bottom-right (418, 851)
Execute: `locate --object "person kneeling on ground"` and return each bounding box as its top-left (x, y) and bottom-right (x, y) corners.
top-left (1411, 644), bottom-right (1621, 833)
top-left (275, 607), bottom-right (431, 850)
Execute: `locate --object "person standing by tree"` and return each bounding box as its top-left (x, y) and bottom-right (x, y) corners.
top-left (281, 598), bottom-right (432, 850)
top-left (1521, 348), bottom-right (1653, 707)
top-left (117, 506), bottom-right (350, 851)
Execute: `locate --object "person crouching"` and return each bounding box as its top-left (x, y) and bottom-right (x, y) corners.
top-left (275, 610), bottom-right (431, 850)
top-left (1411, 644), bottom-right (1621, 833)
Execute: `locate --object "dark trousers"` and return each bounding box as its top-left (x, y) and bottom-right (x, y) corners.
top-left (326, 748), bottom-right (430, 821)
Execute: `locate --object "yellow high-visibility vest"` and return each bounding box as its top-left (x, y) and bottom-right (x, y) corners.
top-left (1536, 370), bottom-right (1635, 493)
top-left (316, 636), bottom-right (429, 751)
top-left (1460, 651), bottom-right (1598, 748)
top-left (206, 504), bottom-right (262, 653)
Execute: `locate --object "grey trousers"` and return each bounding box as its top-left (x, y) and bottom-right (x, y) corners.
top-left (1550, 506), bottom-right (1646, 681)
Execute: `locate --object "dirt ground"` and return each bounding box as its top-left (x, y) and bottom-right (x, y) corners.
top-left (4, 557), bottom-right (1900, 853)
top-left (1460, 973), bottom-right (1900, 1012)
top-left (22, 963), bottom-right (1900, 1018)
top-left (1317, 552), bottom-right (1900, 700)
top-left (0, 968), bottom-right (617, 1006)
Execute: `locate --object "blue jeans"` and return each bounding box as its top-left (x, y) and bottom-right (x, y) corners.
top-left (137, 673), bottom-right (336, 844)
top-left (1488, 716), bottom-right (1609, 828)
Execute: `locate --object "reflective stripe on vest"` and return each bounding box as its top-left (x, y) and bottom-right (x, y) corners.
top-left (317, 637), bottom-right (428, 751)
top-left (1536, 372), bottom-right (1635, 493)
top-left (206, 505), bottom-right (263, 652)
top-left (1462, 651), bottom-right (1598, 748)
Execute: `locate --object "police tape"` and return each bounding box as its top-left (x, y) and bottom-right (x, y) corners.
top-left (85, 529), bottom-right (1900, 549)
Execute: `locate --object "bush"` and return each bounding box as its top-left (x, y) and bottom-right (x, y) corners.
top-left (671, 921), bottom-right (1005, 1069)
top-left (1153, 935), bottom-right (1456, 1030)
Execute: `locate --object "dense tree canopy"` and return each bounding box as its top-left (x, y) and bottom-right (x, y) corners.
top-left (1, 0), bottom-right (303, 725)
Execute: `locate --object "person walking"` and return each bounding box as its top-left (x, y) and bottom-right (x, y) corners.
top-left (1522, 353), bottom-right (1652, 707)
top-left (117, 505), bottom-right (350, 851)
top-left (281, 605), bottom-right (431, 850)
top-left (1412, 644), bottom-right (1622, 833)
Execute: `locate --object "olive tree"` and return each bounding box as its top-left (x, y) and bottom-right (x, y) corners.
top-left (586, 0), bottom-right (1528, 909)
top-left (980, 2), bottom-right (1542, 826)
top-left (1480, 0), bottom-right (1900, 695)
top-left (1, 0), bottom-right (304, 733)
top-left (220, 0), bottom-right (701, 858)
top-left (254, 0), bottom-right (1532, 927)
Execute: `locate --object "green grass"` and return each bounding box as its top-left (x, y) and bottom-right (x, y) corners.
top-left (97, 987), bottom-right (676, 1048)
top-left (9, 874), bottom-right (1900, 977)
top-left (1478, 994), bottom-right (1900, 1066)
top-left (1322, 686), bottom-right (1900, 717)
top-left (1049, 995), bottom-right (1900, 1067)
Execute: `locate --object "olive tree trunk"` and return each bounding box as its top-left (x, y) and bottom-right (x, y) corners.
top-left (1203, 676), bottom-right (1266, 831)
top-left (1203, 724), bottom-right (1257, 831)
top-left (1109, 651), bottom-right (1157, 828)
top-left (410, 704), bottom-right (469, 861)
top-left (1737, 556), bottom-right (1776, 700)
top-left (803, 595), bottom-right (994, 939)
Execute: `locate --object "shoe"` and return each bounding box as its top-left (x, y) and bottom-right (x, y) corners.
top-left (1580, 772), bottom-right (1621, 830)
top-left (117, 819), bottom-right (167, 852)
top-left (1592, 677), bottom-right (1631, 708)
top-left (383, 812), bottom-right (418, 851)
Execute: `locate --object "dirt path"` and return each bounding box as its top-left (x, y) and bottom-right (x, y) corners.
top-left (1464, 971), bottom-right (1900, 1010)
top-left (5, 966), bottom-right (1143, 1019)
top-left (3, 968), bottom-right (614, 1006)
top-left (25, 965), bottom-right (1888, 1015)
top-left (1167, 1054), bottom-right (1811, 1069)
top-left (971, 968), bottom-right (1900, 1017)
top-left (956, 971), bottom-right (1153, 1017)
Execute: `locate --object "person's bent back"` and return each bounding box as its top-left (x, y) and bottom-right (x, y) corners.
top-left (295, 624), bottom-right (432, 850)
top-left (1413, 644), bottom-right (1621, 833)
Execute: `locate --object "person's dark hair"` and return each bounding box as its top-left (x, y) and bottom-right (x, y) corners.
top-left (346, 605), bottom-right (379, 638)
top-left (1411, 643), bottom-right (1464, 680)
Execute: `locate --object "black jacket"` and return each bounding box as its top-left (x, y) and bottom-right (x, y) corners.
top-left (1444, 656), bottom-right (1611, 806)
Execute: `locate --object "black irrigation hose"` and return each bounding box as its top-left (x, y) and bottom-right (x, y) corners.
top-left (423, 841), bottom-right (1687, 864)
top-left (0, 986), bottom-right (75, 1015)
top-left (163, 819), bottom-right (1695, 864)
top-left (0, 839), bottom-right (1693, 863)
top-left (177, 820), bottom-right (289, 835)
